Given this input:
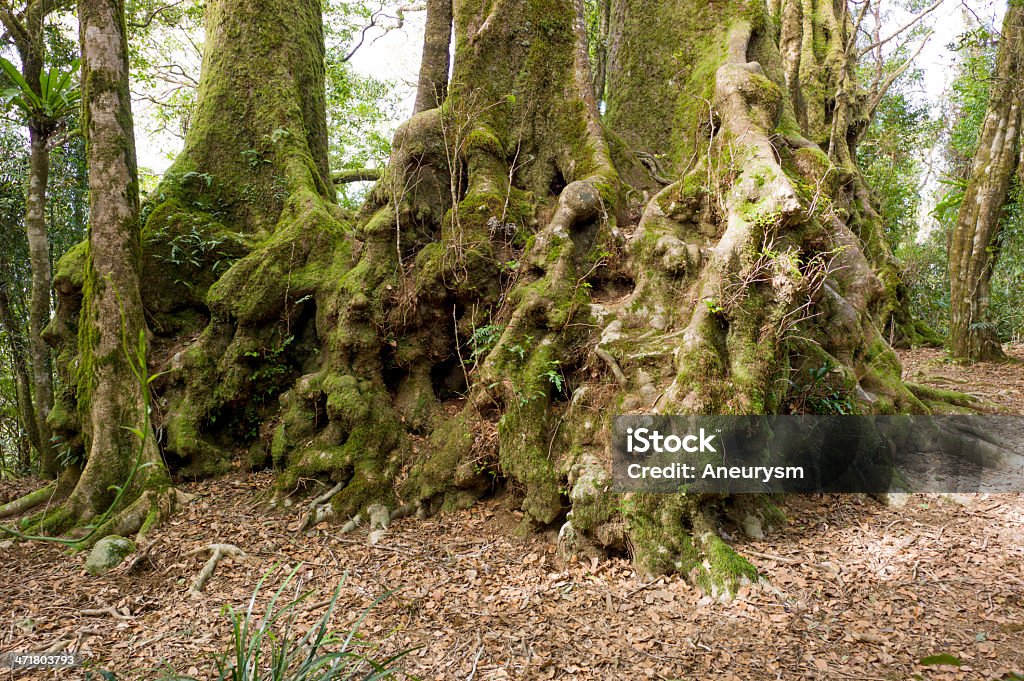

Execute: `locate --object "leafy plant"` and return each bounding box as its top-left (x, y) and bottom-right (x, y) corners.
top-left (469, 324), bottom-right (503, 363)
top-left (918, 653), bottom-right (962, 666)
top-left (197, 565), bottom-right (409, 681)
top-left (542, 360), bottom-right (564, 393)
top-left (0, 57), bottom-right (81, 121)
top-left (787, 362), bottom-right (854, 415)
top-left (506, 335), bottom-right (533, 362)
top-left (52, 433), bottom-right (81, 470)
top-left (85, 565), bottom-right (412, 680)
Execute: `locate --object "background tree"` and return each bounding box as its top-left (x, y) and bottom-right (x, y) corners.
top-left (947, 2), bottom-right (1024, 361)
top-left (11, 0), bottom-right (174, 539)
top-left (0, 0), bottom-right (83, 477)
top-left (0, 127), bottom-right (38, 469)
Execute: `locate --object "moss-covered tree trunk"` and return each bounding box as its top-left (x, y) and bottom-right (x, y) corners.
top-left (46, 0), bottom-right (940, 591)
top-left (21, 0), bottom-right (174, 541)
top-left (948, 2), bottom-right (1023, 362)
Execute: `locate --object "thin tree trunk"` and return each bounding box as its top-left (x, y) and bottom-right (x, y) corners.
top-left (25, 125), bottom-right (56, 476)
top-left (413, 0), bottom-right (452, 113)
top-left (591, 0), bottom-right (610, 103)
top-left (0, 285), bottom-right (42, 459)
top-left (40, 0), bottom-right (173, 536)
top-left (948, 2), bottom-right (1024, 362)
top-left (0, 0), bottom-right (61, 477)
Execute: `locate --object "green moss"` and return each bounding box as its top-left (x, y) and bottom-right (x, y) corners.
top-left (53, 240), bottom-right (89, 290)
top-left (700, 532), bottom-right (759, 592)
top-left (605, 0), bottom-right (735, 173)
top-left (403, 411), bottom-right (476, 501)
top-left (904, 383), bottom-right (977, 409)
top-left (626, 494), bottom-right (702, 577)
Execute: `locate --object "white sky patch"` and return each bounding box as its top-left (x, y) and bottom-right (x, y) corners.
top-left (346, 11), bottom-right (424, 116)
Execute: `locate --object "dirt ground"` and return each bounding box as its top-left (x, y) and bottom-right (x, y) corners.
top-left (1, 347), bottom-right (1022, 681)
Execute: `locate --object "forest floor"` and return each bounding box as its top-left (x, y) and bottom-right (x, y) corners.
top-left (0, 347), bottom-right (1022, 681)
top-left (900, 343), bottom-right (1024, 413)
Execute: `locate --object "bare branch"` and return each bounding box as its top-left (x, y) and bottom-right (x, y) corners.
top-left (128, 0), bottom-right (189, 30)
top-left (858, 0), bottom-right (944, 56)
top-left (867, 29), bottom-right (934, 115)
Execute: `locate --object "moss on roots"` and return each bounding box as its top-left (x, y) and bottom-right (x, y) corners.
top-left (35, 0), bottom-right (964, 594)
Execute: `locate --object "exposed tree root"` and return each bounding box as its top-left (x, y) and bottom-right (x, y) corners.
top-left (81, 606), bottom-right (134, 621)
top-left (189, 543), bottom-right (246, 595)
top-left (39, 0), bottom-right (980, 598)
top-left (13, 487), bottom-right (180, 550)
top-left (300, 481), bottom-right (346, 531)
top-left (0, 483), bottom-right (58, 519)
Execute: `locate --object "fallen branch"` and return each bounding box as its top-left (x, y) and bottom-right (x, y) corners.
top-left (188, 543), bottom-right (246, 595)
top-left (31, 639), bottom-right (72, 654)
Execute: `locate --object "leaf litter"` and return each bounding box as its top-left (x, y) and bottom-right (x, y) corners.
top-left (0, 348), bottom-right (1021, 680)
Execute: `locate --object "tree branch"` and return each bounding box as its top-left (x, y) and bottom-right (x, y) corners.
top-left (858, 0), bottom-right (944, 56)
top-left (332, 167), bottom-right (382, 183)
top-left (868, 29), bottom-right (933, 115)
top-left (128, 0), bottom-right (188, 29)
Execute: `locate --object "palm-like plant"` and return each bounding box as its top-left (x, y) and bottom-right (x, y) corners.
top-left (0, 57), bottom-right (81, 123)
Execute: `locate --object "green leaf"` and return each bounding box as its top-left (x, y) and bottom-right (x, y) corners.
top-left (0, 56), bottom-right (79, 121)
top-left (919, 654), bottom-right (963, 666)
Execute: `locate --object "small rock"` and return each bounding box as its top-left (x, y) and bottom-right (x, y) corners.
top-left (367, 529), bottom-right (386, 545)
top-left (877, 491), bottom-right (910, 508)
top-left (367, 503), bottom-right (391, 530)
top-left (84, 535), bottom-right (136, 576)
top-left (741, 515), bottom-right (765, 540)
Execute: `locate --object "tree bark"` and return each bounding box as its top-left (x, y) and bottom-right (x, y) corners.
top-left (164, 0), bottom-right (335, 233)
top-left (25, 126), bottom-right (56, 476)
top-left (21, 0), bottom-right (174, 540)
top-left (413, 0), bottom-right (452, 113)
top-left (591, 0), bottom-right (610, 103)
top-left (948, 2), bottom-right (1024, 362)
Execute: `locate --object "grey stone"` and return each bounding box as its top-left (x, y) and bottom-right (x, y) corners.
top-left (84, 535), bottom-right (136, 576)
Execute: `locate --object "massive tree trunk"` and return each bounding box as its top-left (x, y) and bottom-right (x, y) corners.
top-left (947, 2), bottom-right (1023, 363)
top-left (48, 0), bottom-right (935, 590)
top-left (22, 0), bottom-right (174, 540)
